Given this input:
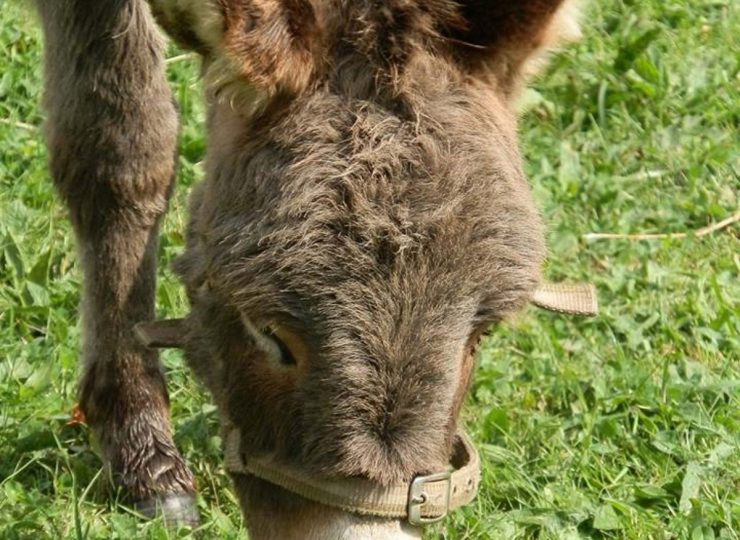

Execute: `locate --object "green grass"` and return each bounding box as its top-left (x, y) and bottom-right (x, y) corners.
top-left (1, 0), bottom-right (738, 538)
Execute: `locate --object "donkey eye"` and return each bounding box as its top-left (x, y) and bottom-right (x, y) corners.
top-left (240, 313), bottom-right (308, 368)
top-left (263, 324), bottom-right (311, 369)
top-left (263, 327), bottom-right (297, 366)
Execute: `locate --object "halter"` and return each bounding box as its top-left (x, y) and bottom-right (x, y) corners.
top-left (135, 282), bottom-right (597, 525)
top-left (220, 282), bottom-right (597, 526)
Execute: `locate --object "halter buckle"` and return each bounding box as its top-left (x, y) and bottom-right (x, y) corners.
top-left (407, 471), bottom-right (452, 526)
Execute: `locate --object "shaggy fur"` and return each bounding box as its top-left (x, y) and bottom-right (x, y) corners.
top-left (169, 0), bottom-right (583, 489)
top-left (178, 66), bottom-right (544, 484)
top-left (34, 0), bottom-right (581, 532)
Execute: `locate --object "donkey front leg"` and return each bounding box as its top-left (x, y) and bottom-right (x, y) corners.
top-left (35, 0), bottom-right (197, 524)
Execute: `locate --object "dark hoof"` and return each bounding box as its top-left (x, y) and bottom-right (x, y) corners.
top-left (134, 492), bottom-right (200, 527)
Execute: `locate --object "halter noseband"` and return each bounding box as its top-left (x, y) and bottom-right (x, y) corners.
top-left (223, 426), bottom-right (481, 526)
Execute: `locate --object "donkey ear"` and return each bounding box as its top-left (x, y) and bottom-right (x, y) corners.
top-left (446, 0), bottom-right (582, 93)
top-left (150, 0), bottom-right (321, 96)
top-left (134, 319), bottom-right (187, 349)
top-left (215, 0), bottom-right (321, 95)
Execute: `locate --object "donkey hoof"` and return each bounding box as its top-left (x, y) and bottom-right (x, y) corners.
top-left (134, 492), bottom-right (200, 527)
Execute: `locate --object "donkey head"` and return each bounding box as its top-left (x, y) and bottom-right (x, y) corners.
top-left (143, 1), bottom-right (581, 537)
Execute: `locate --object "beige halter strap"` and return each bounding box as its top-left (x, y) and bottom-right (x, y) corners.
top-left (532, 282), bottom-right (598, 316)
top-left (223, 427), bottom-right (481, 526)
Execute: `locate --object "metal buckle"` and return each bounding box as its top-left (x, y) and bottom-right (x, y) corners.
top-left (407, 471), bottom-right (452, 526)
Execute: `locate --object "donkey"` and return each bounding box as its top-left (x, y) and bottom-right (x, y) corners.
top-left (34, 0), bottom-right (588, 537)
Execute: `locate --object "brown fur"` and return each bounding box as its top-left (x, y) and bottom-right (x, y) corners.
top-left (34, 0), bottom-right (194, 503)
top-left (34, 0), bottom-right (580, 532)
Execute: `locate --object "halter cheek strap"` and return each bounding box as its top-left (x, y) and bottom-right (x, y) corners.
top-left (133, 282), bottom-right (599, 349)
top-left (532, 282), bottom-right (598, 316)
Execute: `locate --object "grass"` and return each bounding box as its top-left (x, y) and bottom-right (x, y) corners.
top-left (0, 0), bottom-right (738, 538)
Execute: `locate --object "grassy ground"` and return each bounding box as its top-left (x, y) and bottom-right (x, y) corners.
top-left (1, 0), bottom-right (738, 538)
